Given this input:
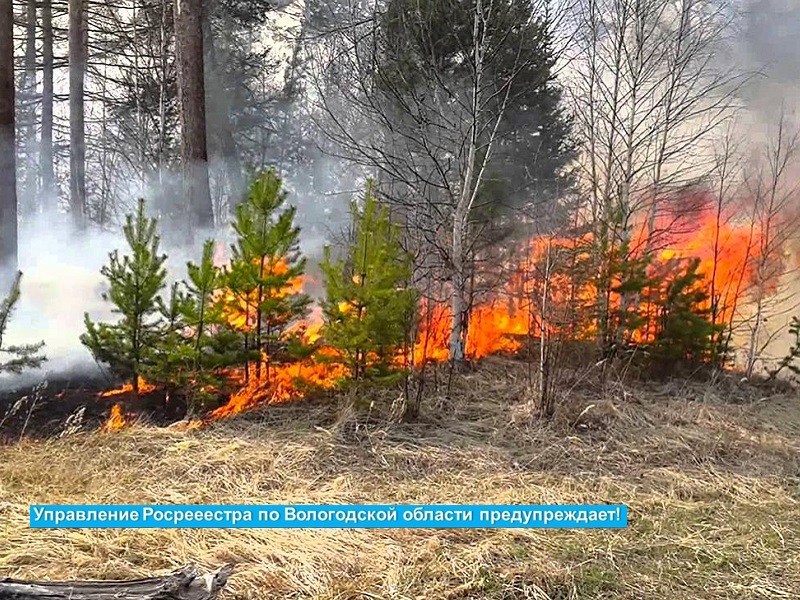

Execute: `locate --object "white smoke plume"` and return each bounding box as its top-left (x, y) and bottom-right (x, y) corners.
top-left (0, 160), bottom-right (351, 390)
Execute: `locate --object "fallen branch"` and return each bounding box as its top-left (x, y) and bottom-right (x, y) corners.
top-left (0, 564), bottom-right (234, 600)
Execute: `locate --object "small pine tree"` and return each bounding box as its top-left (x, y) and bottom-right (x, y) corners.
top-left (181, 240), bottom-right (252, 372)
top-left (141, 281), bottom-right (194, 400)
top-left (81, 198), bottom-right (168, 391)
top-left (142, 240), bottom-right (253, 413)
top-left (649, 257), bottom-right (724, 373)
top-left (224, 169), bottom-right (311, 381)
top-left (609, 242), bottom-right (651, 344)
top-left (320, 181), bottom-right (418, 380)
top-left (592, 237), bottom-right (650, 363)
top-left (0, 272), bottom-right (46, 373)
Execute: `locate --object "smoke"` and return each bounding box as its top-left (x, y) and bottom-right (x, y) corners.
top-left (0, 211), bottom-right (117, 389)
top-left (741, 0), bottom-right (800, 97)
top-left (0, 206), bottom-right (224, 389)
top-left (737, 0), bottom-right (800, 117)
top-left (0, 154), bottom-right (351, 391)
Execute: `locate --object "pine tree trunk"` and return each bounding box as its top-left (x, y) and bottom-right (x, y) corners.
top-left (202, 16), bottom-right (244, 210)
top-left (69, 0), bottom-right (87, 228)
top-left (0, 0), bottom-right (18, 273)
top-left (22, 0), bottom-right (38, 216)
top-left (175, 0), bottom-right (214, 235)
top-left (40, 0), bottom-right (55, 211)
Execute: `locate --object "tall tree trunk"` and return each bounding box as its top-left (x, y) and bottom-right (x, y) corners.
top-left (69, 0), bottom-right (87, 228)
top-left (0, 0), bottom-right (18, 273)
top-left (157, 0), bottom-right (170, 178)
top-left (449, 213), bottom-right (468, 364)
top-left (40, 0), bottom-right (55, 211)
top-left (202, 16), bottom-right (244, 211)
top-left (175, 0), bottom-right (214, 235)
top-left (22, 0), bottom-right (38, 216)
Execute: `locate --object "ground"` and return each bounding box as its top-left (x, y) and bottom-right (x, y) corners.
top-left (1, 359), bottom-right (799, 599)
top-left (0, 373), bottom-right (189, 443)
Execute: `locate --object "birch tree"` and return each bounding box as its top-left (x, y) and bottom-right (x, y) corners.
top-left (311, 0), bottom-right (573, 365)
top-left (567, 0), bottom-right (745, 355)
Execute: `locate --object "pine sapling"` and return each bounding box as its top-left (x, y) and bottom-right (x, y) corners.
top-left (81, 198), bottom-right (168, 391)
top-left (224, 169), bottom-right (311, 382)
top-left (143, 240), bottom-right (253, 413)
top-left (648, 257), bottom-right (724, 373)
top-left (321, 180), bottom-right (418, 380)
top-left (0, 271), bottom-right (46, 374)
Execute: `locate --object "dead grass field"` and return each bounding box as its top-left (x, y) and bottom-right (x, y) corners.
top-left (1, 360), bottom-right (799, 599)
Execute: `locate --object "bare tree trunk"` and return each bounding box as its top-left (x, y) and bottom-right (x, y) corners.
top-left (132, 0), bottom-right (146, 185)
top-left (743, 110), bottom-right (800, 377)
top-left (708, 125), bottom-right (745, 364)
top-left (449, 213), bottom-right (468, 364)
top-left (0, 0), bottom-right (18, 273)
top-left (157, 0), bottom-right (170, 179)
top-left (175, 0), bottom-right (214, 236)
top-left (538, 239), bottom-right (552, 416)
top-left (97, 65), bottom-right (111, 225)
top-left (202, 16), bottom-right (244, 214)
top-left (22, 0), bottom-right (38, 217)
top-left (40, 0), bottom-right (55, 211)
top-left (69, 0), bottom-right (87, 228)
top-left (449, 0), bottom-right (508, 366)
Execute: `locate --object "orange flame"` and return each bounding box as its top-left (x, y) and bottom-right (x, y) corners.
top-left (99, 187), bottom-right (772, 428)
top-left (218, 260), bottom-right (305, 333)
top-left (100, 377), bottom-right (156, 398)
top-left (102, 403), bottom-right (128, 432)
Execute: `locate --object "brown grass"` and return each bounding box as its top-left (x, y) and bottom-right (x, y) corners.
top-left (1, 359), bottom-right (799, 599)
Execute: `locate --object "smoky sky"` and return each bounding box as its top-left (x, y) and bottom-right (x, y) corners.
top-left (736, 0), bottom-right (800, 122)
top-left (741, 0), bottom-right (800, 86)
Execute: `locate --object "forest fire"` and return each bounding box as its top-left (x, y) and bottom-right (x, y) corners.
top-left (217, 260), bottom-right (305, 331)
top-left (100, 377), bottom-right (156, 398)
top-left (98, 189), bottom-right (772, 432)
top-left (101, 403), bottom-right (130, 432)
top-left (209, 348), bottom-right (347, 420)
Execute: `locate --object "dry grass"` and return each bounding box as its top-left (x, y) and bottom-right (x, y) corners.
top-left (1, 359), bottom-right (799, 599)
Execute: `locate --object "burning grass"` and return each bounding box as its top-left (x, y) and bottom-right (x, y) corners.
top-left (68, 181), bottom-right (786, 433)
top-left (1, 361), bottom-right (799, 599)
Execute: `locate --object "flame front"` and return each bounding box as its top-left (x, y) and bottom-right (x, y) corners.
top-left (100, 189), bottom-right (772, 430)
top-left (100, 377), bottom-right (156, 398)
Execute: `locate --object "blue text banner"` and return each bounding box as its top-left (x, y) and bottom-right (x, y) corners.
top-left (30, 504), bottom-right (628, 529)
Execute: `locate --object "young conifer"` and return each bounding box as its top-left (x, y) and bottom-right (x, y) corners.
top-left (650, 257), bottom-right (725, 369)
top-left (320, 180), bottom-right (418, 380)
top-left (142, 240), bottom-right (251, 413)
top-left (0, 272), bottom-right (46, 373)
top-left (81, 198), bottom-right (167, 391)
top-left (224, 169), bottom-right (311, 381)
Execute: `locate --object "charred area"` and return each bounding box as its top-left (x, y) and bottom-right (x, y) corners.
top-left (0, 373), bottom-right (188, 442)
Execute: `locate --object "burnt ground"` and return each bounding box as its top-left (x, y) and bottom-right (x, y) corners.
top-left (0, 372), bottom-right (189, 443)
